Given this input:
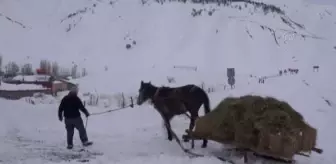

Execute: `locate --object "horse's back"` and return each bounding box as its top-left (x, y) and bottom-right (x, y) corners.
top-left (178, 84), bottom-right (208, 102)
top-left (168, 84), bottom-right (206, 99)
top-left (179, 84), bottom-right (201, 91)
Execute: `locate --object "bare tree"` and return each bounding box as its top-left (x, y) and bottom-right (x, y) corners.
top-left (46, 61), bottom-right (52, 75)
top-left (40, 60), bottom-right (46, 71)
top-left (52, 62), bottom-right (59, 76)
top-left (71, 64), bottom-right (78, 79)
top-left (5, 62), bottom-right (19, 76)
top-left (40, 60), bottom-right (48, 74)
top-left (21, 63), bottom-right (33, 75)
top-left (59, 67), bottom-right (71, 78)
top-left (0, 55), bottom-right (2, 73)
top-left (82, 67), bottom-right (88, 77)
top-left (39, 59), bottom-right (52, 74)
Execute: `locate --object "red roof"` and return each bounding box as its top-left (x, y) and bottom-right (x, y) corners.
top-left (36, 69), bottom-right (47, 74)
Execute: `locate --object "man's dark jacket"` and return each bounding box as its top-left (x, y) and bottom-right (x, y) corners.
top-left (58, 94), bottom-right (89, 119)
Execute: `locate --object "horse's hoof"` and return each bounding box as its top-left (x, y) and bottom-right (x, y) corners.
top-left (201, 145), bottom-right (207, 148)
top-left (182, 135), bottom-right (190, 142)
top-left (168, 137), bottom-right (173, 141)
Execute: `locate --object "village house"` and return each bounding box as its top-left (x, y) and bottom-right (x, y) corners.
top-left (0, 81), bottom-right (50, 100)
top-left (51, 80), bottom-right (68, 96)
top-left (1, 70), bottom-right (76, 99)
top-left (10, 74), bottom-right (53, 87)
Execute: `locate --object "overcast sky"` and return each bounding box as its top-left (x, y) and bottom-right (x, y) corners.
top-left (304, 0), bottom-right (336, 6)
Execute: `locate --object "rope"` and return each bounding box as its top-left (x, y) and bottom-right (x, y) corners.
top-left (84, 97), bottom-right (134, 130)
top-left (90, 104), bottom-right (133, 116)
top-left (89, 96), bottom-right (135, 116)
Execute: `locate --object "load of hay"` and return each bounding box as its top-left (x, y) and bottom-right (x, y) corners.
top-left (189, 95), bottom-right (319, 160)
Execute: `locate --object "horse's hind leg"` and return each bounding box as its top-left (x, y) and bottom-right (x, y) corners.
top-left (187, 114), bottom-right (207, 148)
top-left (201, 138), bottom-right (208, 148)
top-left (166, 124), bottom-right (173, 141)
top-left (185, 115), bottom-right (197, 149)
top-left (183, 115), bottom-right (195, 142)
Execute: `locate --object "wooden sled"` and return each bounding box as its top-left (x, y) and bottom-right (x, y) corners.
top-left (184, 124), bottom-right (323, 164)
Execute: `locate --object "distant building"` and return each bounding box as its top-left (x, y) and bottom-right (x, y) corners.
top-left (51, 80), bottom-right (68, 96)
top-left (4, 74), bottom-right (76, 96)
top-left (57, 78), bottom-right (78, 90)
top-left (0, 82), bottom-right (50, 100)
top-left (10, 74), bottom-right (53, 88)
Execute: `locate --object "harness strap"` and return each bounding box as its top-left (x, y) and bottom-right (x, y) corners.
top-left (153, 87), bottom-right (161, 99)
top-left (172, 88), bottom-right (189, 114)
top-left (152, 87), bottom-right (190, 115)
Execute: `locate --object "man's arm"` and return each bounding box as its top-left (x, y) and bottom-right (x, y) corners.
top-left (58, 99), bottom-right (64, 121)
top-left (76, 97), bottom-right (90, 117)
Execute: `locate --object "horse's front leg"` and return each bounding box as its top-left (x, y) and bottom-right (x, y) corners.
top-left (163, 115), bottom-right (173, 141)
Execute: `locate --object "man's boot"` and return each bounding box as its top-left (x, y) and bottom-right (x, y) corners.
top-left (83, 141), bottom-right (93, 147)
top-left (67, 145), bottom-right (73, 149)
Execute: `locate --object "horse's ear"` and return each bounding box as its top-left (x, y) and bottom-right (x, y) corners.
top-left (149, 81), bottom-right (151, 84)
top-left (141, 80), bottom-right (143, 85)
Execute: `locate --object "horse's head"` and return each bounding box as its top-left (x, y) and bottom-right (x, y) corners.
top-left (137, 80), bottom-right (155, 105)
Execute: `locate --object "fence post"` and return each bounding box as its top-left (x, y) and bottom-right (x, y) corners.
top-left (227, 68), bottom-right (235, 89)
top-left (121, 92), bottom-right (125, 108)
top-left (130, 97), bottom-right (134, 108)
top-left (200, 82), bottom-right (205, 90)
top-left (96, 95), bottom-right (99, 106)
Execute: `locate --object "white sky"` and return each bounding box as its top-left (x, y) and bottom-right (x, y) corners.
top-left (304, 0), bottom-right (336, 6)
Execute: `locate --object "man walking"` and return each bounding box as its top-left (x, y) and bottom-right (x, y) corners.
top-left (58, 86), bottom-right (93, 149)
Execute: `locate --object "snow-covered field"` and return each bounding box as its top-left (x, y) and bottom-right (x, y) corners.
top-left (1, 0), bottom-right (336, 163)
top-left (1, 73), bottom-right (335, 164)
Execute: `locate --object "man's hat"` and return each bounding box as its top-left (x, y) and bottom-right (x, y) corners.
top-left (69, 85), bottom-right (79, 94)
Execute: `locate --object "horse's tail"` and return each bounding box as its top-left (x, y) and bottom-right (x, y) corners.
top-left (203, 91), bottom-right (211, 114)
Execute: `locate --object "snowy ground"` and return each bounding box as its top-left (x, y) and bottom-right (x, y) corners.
top-left (0, 83), bottom-right (44, 90)
top-left (1, 71), bottom-right (335, 164)
top-left (1, 0), bottom-right (336, 163)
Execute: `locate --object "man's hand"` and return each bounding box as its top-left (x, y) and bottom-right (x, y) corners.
top-left (85, 112), bottom-right (90, 117)
top-left (59, 116), bottom-right (63, 122)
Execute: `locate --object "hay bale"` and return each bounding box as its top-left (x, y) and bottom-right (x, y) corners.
top-left (192, 95), bottom-right (316, 159)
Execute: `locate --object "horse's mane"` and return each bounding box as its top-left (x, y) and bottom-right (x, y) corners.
top-left (159, 86), bottom-right (171, 89)
top-left (149, 83), bottom-right (172, 90)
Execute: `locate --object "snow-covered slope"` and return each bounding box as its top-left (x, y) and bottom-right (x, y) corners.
top-left (1, 0), bottom-right (335, 86)
top-left (0, 0), bottom-right (336, 163)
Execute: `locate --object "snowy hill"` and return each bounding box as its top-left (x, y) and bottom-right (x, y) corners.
top-left (0, 0), bottom-right (336, 163)
top-left (1, 0), bottom-right (335, 93)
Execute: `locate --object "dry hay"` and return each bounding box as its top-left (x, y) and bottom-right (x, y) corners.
top-left (191, 95), bottom-right (317, 159)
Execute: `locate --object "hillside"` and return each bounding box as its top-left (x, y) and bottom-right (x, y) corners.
top-left (1, 0), bottom-right (335, 94)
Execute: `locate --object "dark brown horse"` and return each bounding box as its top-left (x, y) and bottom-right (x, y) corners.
top-left (136, 81), bottom-right (211, 148)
